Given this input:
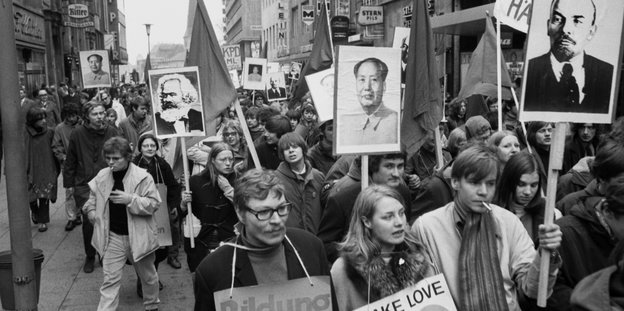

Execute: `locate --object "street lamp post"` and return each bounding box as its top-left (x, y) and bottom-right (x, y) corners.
top-left (144, 23), bottom-right (152, 83)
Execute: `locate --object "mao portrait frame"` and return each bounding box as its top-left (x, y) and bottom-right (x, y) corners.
top-left (79, 50), bottom-right (112, 89)
top-left (333, 46), bottom-right (402, 155)
top-left (520, 0), bottom-right (624, 124)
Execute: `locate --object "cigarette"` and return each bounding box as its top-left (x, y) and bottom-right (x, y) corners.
top-left (481, 201), bottom-right (492, 211)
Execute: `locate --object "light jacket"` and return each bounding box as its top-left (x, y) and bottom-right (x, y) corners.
top-left (83, 163), bottom-right (161, 262)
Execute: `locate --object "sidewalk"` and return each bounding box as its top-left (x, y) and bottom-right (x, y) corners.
top-left (0, 173), bottom-right (195, 310)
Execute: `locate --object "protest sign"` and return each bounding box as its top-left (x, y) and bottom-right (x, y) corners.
top-left (520, 0), bottom-right (624, 124)
top-left (243, 58), bottom-right (268, 91)
top-left (305, 68), bottom-right (334, 122)
top-left (265, 72), bottom-right (287, 102)
top-left (214, 276), bottom-right (332, 311)
top-left (222, 45), bottom-right (242, 71)
top-left (334, 46), bottom-right (401, 155)
top-left (493, 0), bottom-right (531, 33)
top-left (354, 274), bottom-right (456, 311)
top-left (154, 184), bottom-right (172, 246)
top-left (148, 66), bottom-right (207, 139)
top-left (79, 50), bottom-right (112, 89)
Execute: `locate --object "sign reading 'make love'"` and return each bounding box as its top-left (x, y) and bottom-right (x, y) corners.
top-left (214, 276), bottom-right (332, 311)
top-left (354, 274), bottom-right (457, 311)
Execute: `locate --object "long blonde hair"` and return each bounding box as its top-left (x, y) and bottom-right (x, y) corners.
top-left (337, 185), bottom-right (420, 265)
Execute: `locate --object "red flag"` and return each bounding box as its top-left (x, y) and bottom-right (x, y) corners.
top-left (143, 53), bottom-right (152, 102)
top-left (401, 0), bottom-right (443, 155)
top-left (292, 4), bottom-right (333, 100)
top-left (457, 13), bottom-right (513, 101)
top-left (185, 0), bottom-right (237, 136)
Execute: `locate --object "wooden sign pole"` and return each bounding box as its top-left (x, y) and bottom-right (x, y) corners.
top-left (434, 126), bottom-right (444, 170)
top-left (234, 99), bottom-right (261, 168)
top-left (361, 155), bottom-right (369, 191)
top-left (537, 122), bottom-right (567, 307)
top-left (180, 138), bottom-right (195, 248)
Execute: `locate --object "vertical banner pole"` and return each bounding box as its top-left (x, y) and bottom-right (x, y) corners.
top-left (180, 138), bottom-right (195, 248)
top-left (496, 16), bottom-right (503, 132)
top-left (361, 155), bottom-right (369, 191)
top-left (434, 126), bottom-right (444, 170)
top-left (537, 122), bottom-right (568, 307)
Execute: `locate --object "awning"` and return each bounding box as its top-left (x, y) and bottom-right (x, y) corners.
top-left (431, 4), bottom-right (516, 36)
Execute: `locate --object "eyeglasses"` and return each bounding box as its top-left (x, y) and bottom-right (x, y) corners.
top-left (245, 203), bottom-right (292, 221)
top-left (223, 132), bottom-right (238, 137)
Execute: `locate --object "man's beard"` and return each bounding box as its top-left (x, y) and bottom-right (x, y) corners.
top-left (161, 99), bottom-right (178, 111)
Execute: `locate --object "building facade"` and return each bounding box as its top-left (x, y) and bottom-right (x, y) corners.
top-left (13, 0), bottom-right (128, 96)
top-left (223, 0), bottom-right (262, 62)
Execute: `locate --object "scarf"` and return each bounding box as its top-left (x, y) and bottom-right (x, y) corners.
top-left (455, 200), bottom-right (509, 311)
top-left (349, 242), bottom-right (429, 303)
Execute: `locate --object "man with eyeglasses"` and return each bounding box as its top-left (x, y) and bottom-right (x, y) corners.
top-left (193, 169), bottom-right (333, 311)
top-left (22, 88), bottom-right (61, 128)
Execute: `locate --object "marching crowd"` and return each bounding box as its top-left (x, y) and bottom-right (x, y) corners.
top-left (19, 82), bottom-right (624, 311)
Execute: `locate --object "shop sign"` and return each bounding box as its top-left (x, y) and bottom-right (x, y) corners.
top-left (302, 5), bottom-right (314, 25)
top-left (403, 4), bottom-right (412, 27)
top-left (13, 6), bottom-right (45, 46)
top-left (68, 4), bottom-right (89, 19)
top-left (331, 16), bottom-right (349, 40)
top-left (358, 6), bottom-right (383, 26)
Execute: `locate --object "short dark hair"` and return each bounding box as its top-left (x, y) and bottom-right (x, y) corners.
top-left (285, 109), bottom-right (301, 121)
top-left (526, 121), bottom-right (554, 147)
top-left (593, 137), bottom-right (624, 181)
top-left (130, 96), bottom-right (148, 111)
top-left (265, 115), bottom-right (292, 138)
top-left (245, 106), bottom-right (260, 120)
top-left (451, 143), bottom-right (500, 182)
top-left (353, 151), bottom-right (407, 175)
top-left (234, 169), bottom-right (285, 212)
top-left (26, 107), bottom-right (46, 126)
top-left (61, 102), bottom-right (81, 120)
top-left (257, 107), bottom-right (280, 124)
top-left (102, 137), bottom-right (133, 160)
top-left (353, 58), bottom-right (389, 81)
top-left (87, 54), bottom-right (103, 62)
top-left (277, 132), bottom-right (308, 161)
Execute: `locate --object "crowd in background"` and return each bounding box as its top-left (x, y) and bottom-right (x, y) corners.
top-left (16, 79), bottom-right (624, 310)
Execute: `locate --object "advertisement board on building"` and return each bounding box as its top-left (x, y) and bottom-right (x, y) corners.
top-left (302, 5), bottom-right (315, 25)
top-left (358, 6), bottom-right (383, 25)
top-left (335, 0), bottom-right (350, 17)
top-left (68, 4), bottom-right (88, 18)
top-left (13, 5), bottom-right (46, 46)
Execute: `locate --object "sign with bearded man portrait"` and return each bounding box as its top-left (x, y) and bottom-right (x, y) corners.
top-left (148, 67), bottom-right (206, 139)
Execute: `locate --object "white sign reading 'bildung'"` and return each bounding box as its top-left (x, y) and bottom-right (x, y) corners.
top-left (354, 274), bottom-right (457, 311)
top-left (214, 276), bottom-right (332, 311)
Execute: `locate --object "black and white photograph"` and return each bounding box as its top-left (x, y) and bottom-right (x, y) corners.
top-left (79, 50), bottom-right (112, 89)
top-left (334, 46), bottom-right (401, 155)
top-left (265, 72), bottom-right (287, 101)
top-left (243, 57), bottom-right (267, 90)
top-left (148, 67), bottom-right (206, 139)
top-left (305, 68), bottom-right (335, 121)
top-left (521, 0), bottom-right (624, 123)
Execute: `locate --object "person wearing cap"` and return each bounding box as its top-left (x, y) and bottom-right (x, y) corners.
top-left (84, 54), bottom-right (111, 86)
top-left (464, 115), bottom-right (492, 143)
top-left (193, 169), bottom-right (333, 311)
